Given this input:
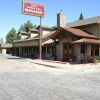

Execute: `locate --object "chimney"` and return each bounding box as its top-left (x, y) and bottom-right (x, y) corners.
top-left (57, 10), bottom-right (66, 28)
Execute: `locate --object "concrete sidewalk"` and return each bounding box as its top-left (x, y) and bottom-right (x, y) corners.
top-left (32, 59), bottom-right (100, 71)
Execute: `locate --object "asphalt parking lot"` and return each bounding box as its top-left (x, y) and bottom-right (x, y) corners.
top-left (0, 54), bottom-right (100, 100)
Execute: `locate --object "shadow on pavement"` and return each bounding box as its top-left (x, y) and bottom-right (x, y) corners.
top-left (7, 58), bottom-right (22, 59)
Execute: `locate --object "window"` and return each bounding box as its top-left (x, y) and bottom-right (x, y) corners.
top-left (47, 46), bottom-right (52, 54)
top-left (36, 47), bottom-right (39, 53)
top-left (25, 48), bottom-right (27, 53)
top-left (80, 45), bottom-right (85, 54)
top-left (52, 46), bottom-right (55, 54)
top-left (42, 47), bottom-right (46, 54)
top-left (91, 45), bottom-right (99, 56)
top-left (80, 45), bottom-right (87, 54)
top-left (95, 45), bottom-right (99, 56)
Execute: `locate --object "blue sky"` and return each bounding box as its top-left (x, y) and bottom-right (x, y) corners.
top-left (0, 0), bottom-right (100, 41)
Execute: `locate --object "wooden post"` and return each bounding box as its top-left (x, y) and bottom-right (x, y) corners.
top-left (93, 45), bottom-right (95, 63)
top-left (84, 43), bottom-right (87, 64)
top-left (12, 47), bottom-right (14, 56)
top-left (54, 39), bottom-right (57, 60)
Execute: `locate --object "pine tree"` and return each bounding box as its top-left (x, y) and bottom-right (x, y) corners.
top-left (0, 38), bottom-right (4, 44)
top-left (18, 20), bottom-right (36, 32)
top-left (6, 28), bottom-right (17, 43)
top-left (79, 12), bottom-right (84, 20)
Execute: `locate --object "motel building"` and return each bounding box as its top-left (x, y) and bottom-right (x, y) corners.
top-left (12, 11), bottom-right (100, 63)
top-left (0, 43), bottom-right (12, 55)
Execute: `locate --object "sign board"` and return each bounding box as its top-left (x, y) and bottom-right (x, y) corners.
top-left (22, 0), bottom-right (44, 17)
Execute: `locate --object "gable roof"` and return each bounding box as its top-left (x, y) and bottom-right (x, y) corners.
top-left (67, 16), bottom-right (100, 27)
top-left (52, 27), bottom-right (97, 39)
top-left (18, 31), bottom-right (29, 36)
top-left (29, 29), bottom-right (39, 33)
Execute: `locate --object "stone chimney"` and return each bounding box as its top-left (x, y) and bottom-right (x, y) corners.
top-left (57, 10), bottom-right (66, 28)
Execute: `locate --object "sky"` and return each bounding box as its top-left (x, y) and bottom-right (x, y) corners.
top-left (0, 0), bottom-right (100, 41)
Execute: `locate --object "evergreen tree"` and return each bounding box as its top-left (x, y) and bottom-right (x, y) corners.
top-left (18, 20), bottom-right (36, 32)
top-left (79, 12), bottom-right (84, 20)
top-left (0, 38), bottom-right (4, 43)
top-left (6, 28), bottom-right (17, 43)
top-left (18, 25), bottom-right (25, 32)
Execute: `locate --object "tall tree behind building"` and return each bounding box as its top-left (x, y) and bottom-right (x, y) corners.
top-left (6, 28), bottom-right (17, 43)
top-left (0, 38), bottom-right (4, 43)
top-left (18, 20), bottom-right (36, 32)
top-left (79, 12), bottom-right (84, 20)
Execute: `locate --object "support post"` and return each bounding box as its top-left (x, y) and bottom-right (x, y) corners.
top-left (54, 39), bottom-right (57, 60)
top-left (84, 43), bottom-right (87, 64)
top-left (39, 17), bottom-right (42, 60)
top-left (93, 45), bottom-right (95, 63)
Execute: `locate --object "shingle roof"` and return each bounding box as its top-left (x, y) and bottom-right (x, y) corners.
top-left (13, 37), bottom-right (38, 43)
top-left (67, 16), bottom-right (100, 27)
top-left (29, 29), bottom-right (38, 33)
top-left (13, 31), bottom-right (56, 43)
top-left (18, 31), bottom-right (29, 35)
top-left (37, 26), bottom-right (55, 30)
top-left (0, 43), bottom-right (12, 48)
top-left (52, 27), bottom-right (97, 39)
top-left (13, 27), bottom-right (97, 44)
top-left (74, 38), bottom-right (100, 44)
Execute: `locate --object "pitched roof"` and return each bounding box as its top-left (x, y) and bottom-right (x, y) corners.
top-left (42, 39), bottom-right (54, 45)
top-left (18, 31), bottom-right (29, 36)
top-left (37, 26), bottom-right (55, 31)
top-left (42, 31), bottom-right (56, 42)
top-left (0, 43), bottom-right (12, 48)
top-left (13, 37), bottom-right (38, 43)
top-left (13, 31), bottom-right (56, 43)
top-left (67, 16), bottom-right (100, 27)
top-left (74, 38), bottom-right (100, 44)
top-left (52, 27), bottom-right (97, 39)
top-left (29, 29), bottom-right (38, 33)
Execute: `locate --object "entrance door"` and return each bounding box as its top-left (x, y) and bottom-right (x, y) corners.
top-left (63, 43), bottom-right (71, 62)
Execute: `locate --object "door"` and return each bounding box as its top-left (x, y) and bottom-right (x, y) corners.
top-left (63, 43), bottom-right (71, 62)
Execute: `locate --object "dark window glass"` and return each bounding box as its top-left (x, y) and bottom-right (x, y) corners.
top-left (47, 46), bottom-right (52, 54)
top-left (95, 45), bottom-right (99, 56)
top-left (80, 45), bottom-right (85, 54)
top-left (42, 47), bottom-right (46, 54)
top-left (91, 45), bottom-right (99, 56)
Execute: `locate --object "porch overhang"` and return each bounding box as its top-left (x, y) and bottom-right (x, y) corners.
top-left (42, 39), bottom-right (54, 45)
top-left (73, 38), bottom-right (100, 45)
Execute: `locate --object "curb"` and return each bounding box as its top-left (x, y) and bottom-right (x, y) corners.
top-left (32, 62), bottom-right (60, 69)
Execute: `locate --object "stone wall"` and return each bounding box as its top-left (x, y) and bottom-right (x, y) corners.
top-left (56, 35), bottom-right (73, 61)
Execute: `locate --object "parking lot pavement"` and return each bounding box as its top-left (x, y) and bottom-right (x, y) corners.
top-left (0, 54), bottom-right (100, 100)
